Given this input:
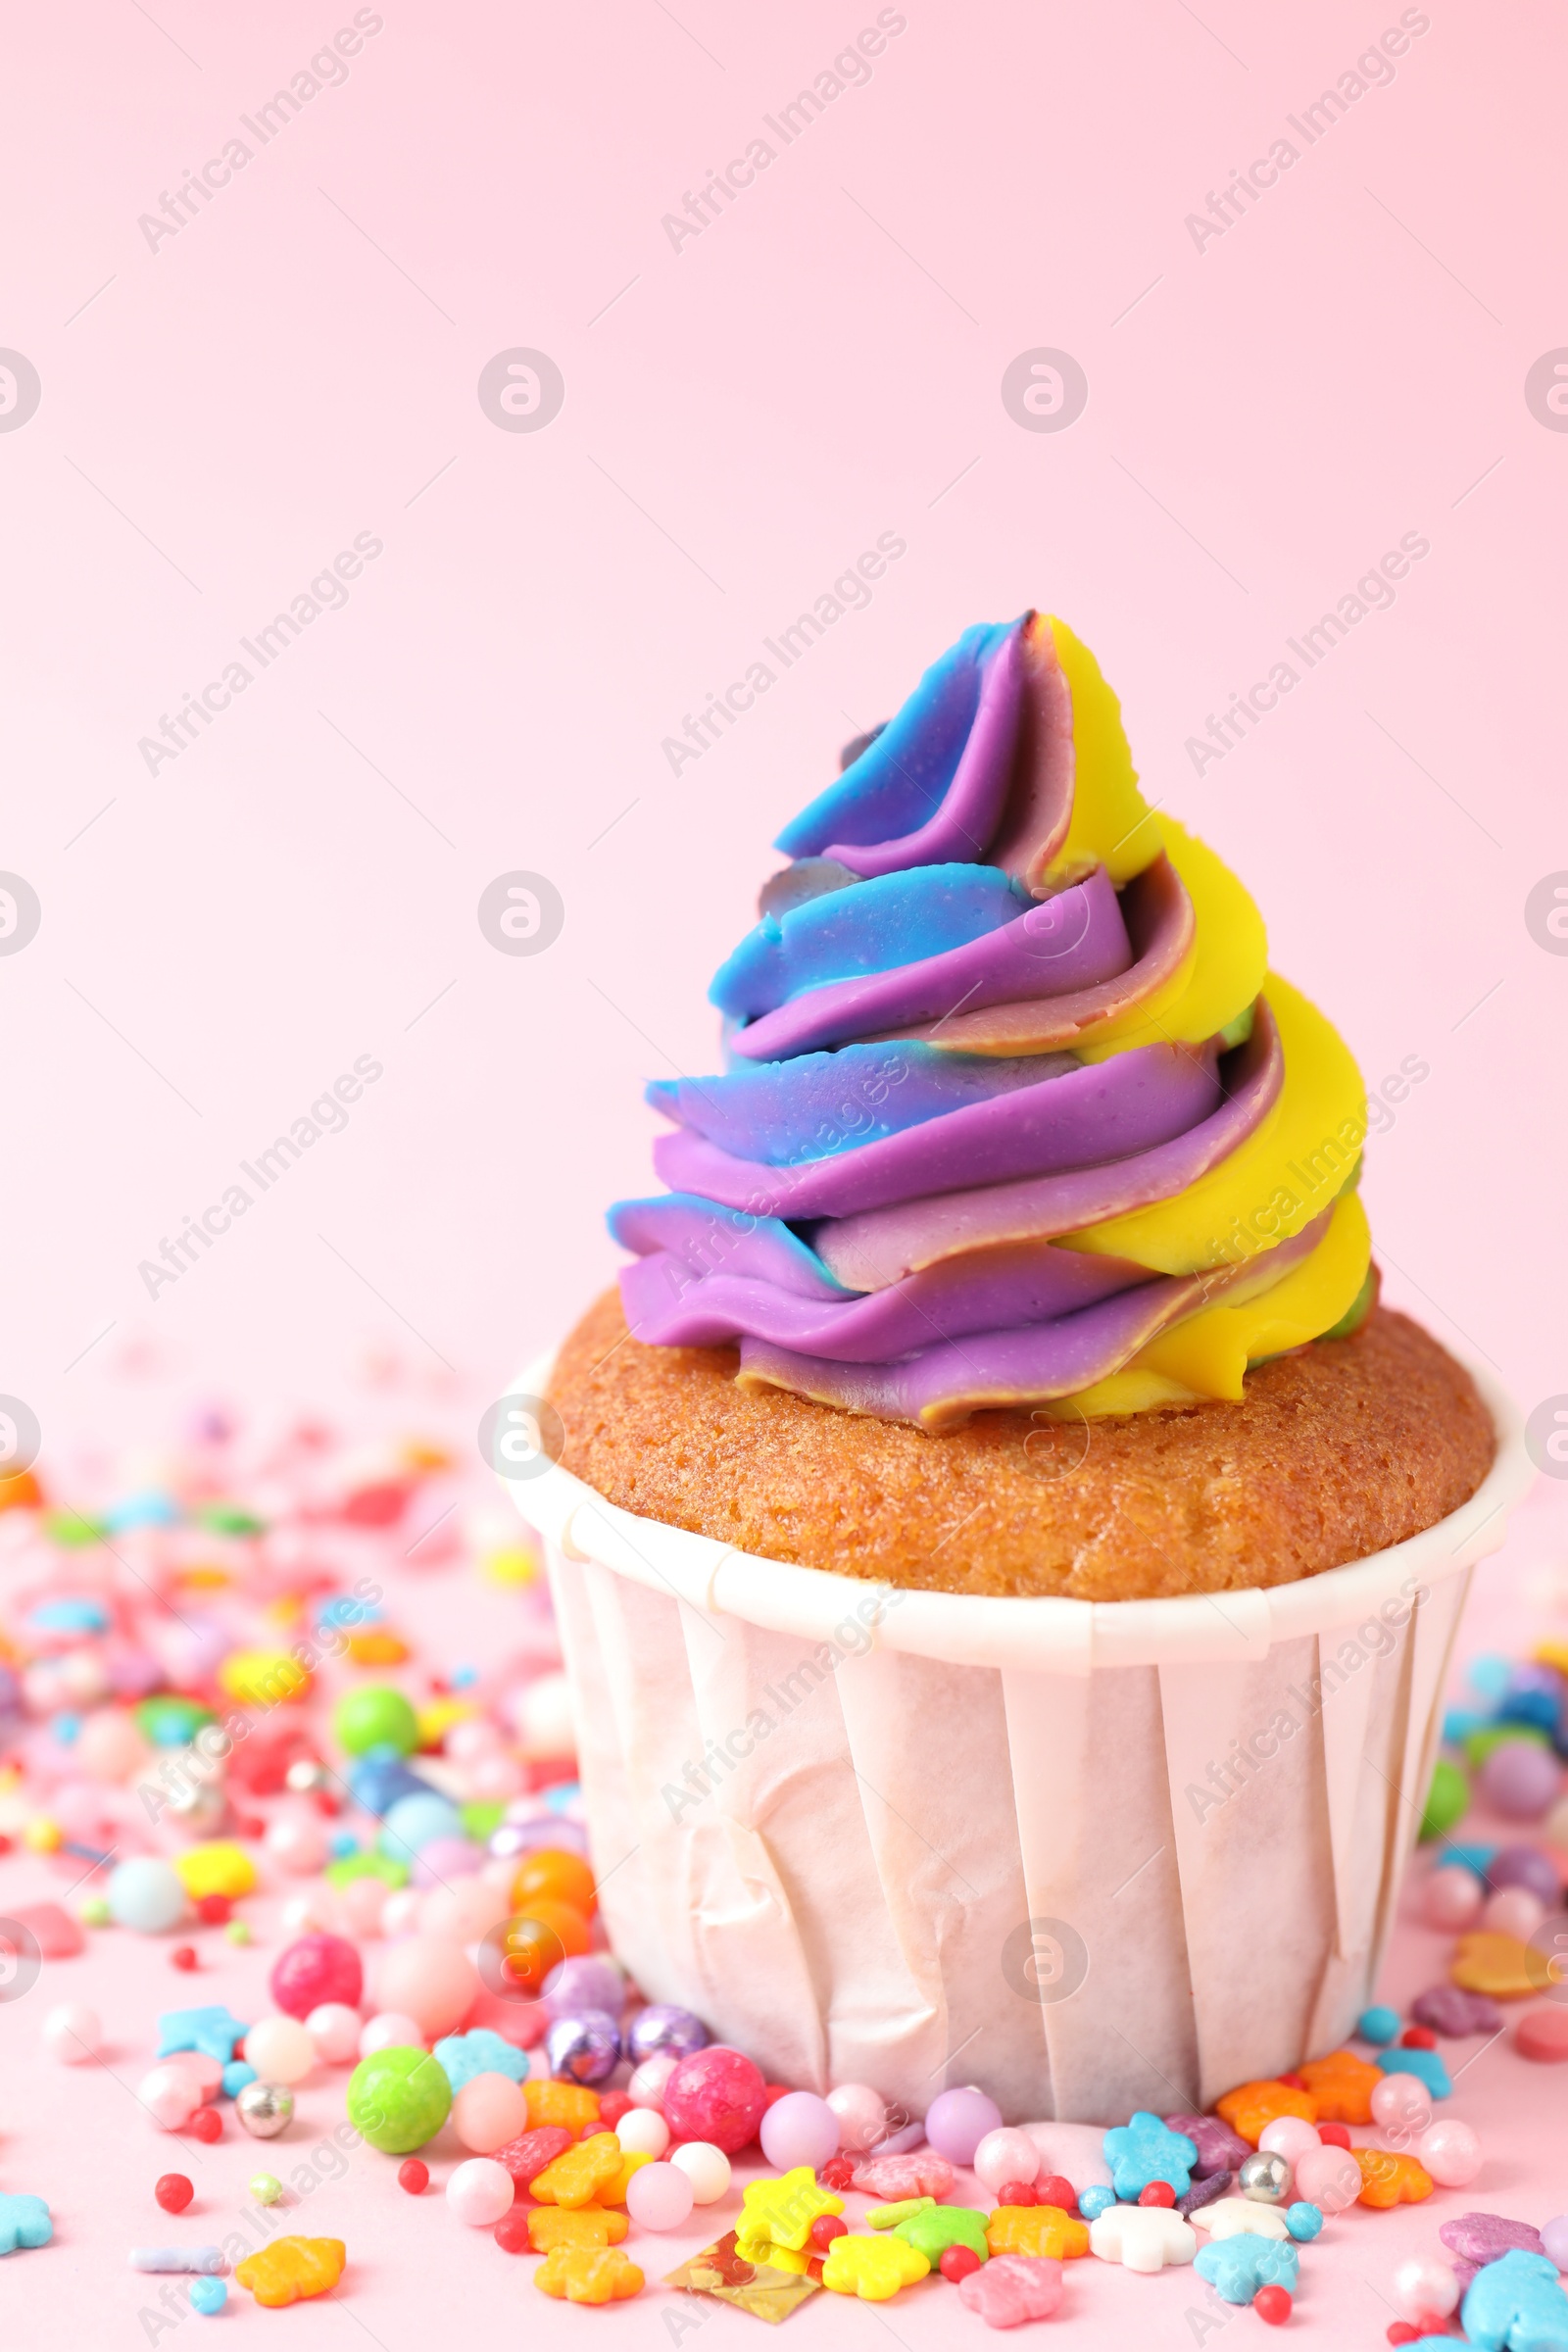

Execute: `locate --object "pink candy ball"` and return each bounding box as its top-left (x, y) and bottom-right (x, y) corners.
top-left (270, 1933), bottom-right (364, 2020)
top-left (1258, 2116), bottom-right (1322, 2164)
top-left (75, 1710), bottom-right (148, 1783)
top-left (1293, 2143), bottom-right (1362, 2214)
top-left (307, 2004), bottom-right (365, 2065)
top-left (628, 2054), bottom-right (678, 2110)
top-left (340, 1878), bottom-right (391, 1938)
top-left (453, 2072), bottom-right (528, 2154)
top-left (1370, 2072), bottom-right (1432, 2136)
top-left (825, 2082), bottom-right (887, 2154)
top-left (1482, 1886), bottom-right (1546, 1942)
top-left (973, 2127), bottom-right (1043, 2195)
top-left (662, 2045), bottom-right (767, 2155)
top-left (266, 1811), bottom-right (331, 1876)
top-left (360, 2011), bottom-right (425, 2057)
top-left (139, 2063), bottom-right (202, 2130)
top-left (626, 2161), bottom-right (696, 2231)
top-left (1392, 2254), bottom-right (1460, 2323)
top-left (1423, 1864), bottom-right (1484, 1932)
top-left (244, 2015), bottom-right (316, 2086)
top-left (373, 1934), bottom-right (479, 2038)
top-left (1417, 2118), bottom-right (1483, 2187)
top-left (43, 2003), bottom-right (102, 2063)
top-left (760, 2091), bottom-right (840, 2173)
top-left (446, 2157), bottom-right (514, 2226)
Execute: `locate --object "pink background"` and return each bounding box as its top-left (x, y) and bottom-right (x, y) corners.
top-left (2, 0), bottom-right (1565, 1451)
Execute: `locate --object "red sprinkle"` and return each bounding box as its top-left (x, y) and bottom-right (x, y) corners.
top-left (808, 2215), bottom-right (848, 2250)
top-left (998, 2180), bottom-right (1037, 2206)
top-left (1036, 2173), bottom-right (1078, 2214)
top-left (1276, 2073), bottom-right (1307, 2091)
top-left (493, 2208), bottom-right (533, 2253)
top-left (1254, 2284), bottom-right (1292, 2326)
top-left (1139, 2180), bottom-right (1177, 2208)
top-left (1399, 2026), bottom-right (1437, 2049)
top-left (940, 2245), bottom-right (982, 2283)
top-left (760, 2083), bottom-right (793, 2112)
top-left (818, 2156), bottom-right (855, 2191)
top-left (194, 1894), bottom-right (231, 1926)
top-left (155, 2174), bottom-right (194, 2215)
top-left (170, 1945), bottom-right (198, 1972)
top-left (185, 2107), bottom-right (221, 2143)
top-left (597, 2090), bottom-right (634, 2131)
top-left (1316, 2122), bottom-right (1352, 2149)
top-left (397, 2159), bottom-right (429, 2195)
top-left (1387, 2328), bottom-right (1419, 2346)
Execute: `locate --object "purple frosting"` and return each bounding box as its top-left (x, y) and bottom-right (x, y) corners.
top-left (607, 611), bottom-right (1349, 1430)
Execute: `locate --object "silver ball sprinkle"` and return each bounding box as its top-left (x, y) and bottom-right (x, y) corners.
top-left (1238, 2148), bottom-right (1292, 2204)
top-left (236, 2081), bottom-right (295, 2139)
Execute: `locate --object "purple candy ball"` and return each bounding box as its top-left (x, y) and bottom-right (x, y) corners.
top-left (924, 2086), bottom-right (1004, 2166)
top-left (626, 2004), bottom-right (710, 2067)
top-left (1488, 1844), bottom-right (1563, 1906)
top-left (541, 1954), bottom-right (625, 2019)
top-left (545, 2008), bottom-right (621, 2085)
top-left (1478, 1740), bottom-right (1562, 1822)
top-left (1542, 2214), bottom-right (1568, 2271)
top-left (760, 2090), bottom-right (840, 2172)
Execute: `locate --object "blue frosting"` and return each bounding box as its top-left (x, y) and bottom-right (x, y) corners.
top-left (647, 1041), bottom-right (1067, 1168)
top-left (775, 620), bottom-right (1015, 857)
top-left (709, 863), bottom-right (1027, 1019)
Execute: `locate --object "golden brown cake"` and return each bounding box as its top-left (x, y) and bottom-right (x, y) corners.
top-left (547, 1289), bottom-right (1494, 1601)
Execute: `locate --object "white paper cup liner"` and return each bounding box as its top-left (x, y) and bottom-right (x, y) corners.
top-left (500, 1348), bottom-right (1530, 2125)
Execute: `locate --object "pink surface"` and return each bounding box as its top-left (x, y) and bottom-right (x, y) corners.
top-left (3, 1491), bottom-right (1568, 2345)
top-left (0, 0), bottom-right (1564, 1447)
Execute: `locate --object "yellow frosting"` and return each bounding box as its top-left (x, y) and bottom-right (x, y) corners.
top-left (1066, 973), bottom-right (1368, 1277)
top-left (1041, 617), bottom-right (1163, 887)
top-left (1049, 1190), bottom-right (1371, 1417)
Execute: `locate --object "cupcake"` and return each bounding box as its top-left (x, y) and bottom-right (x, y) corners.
top-left (519, 612), bottom-right (1527, 2122)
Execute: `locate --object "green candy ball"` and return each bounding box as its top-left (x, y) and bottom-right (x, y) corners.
top-left (1419, 1754), bottom-right (1469, 1843)
top-left (347, 2047), bottom-right (452, 2153)
top-left (335, 1686), bottom-right (419, 1759)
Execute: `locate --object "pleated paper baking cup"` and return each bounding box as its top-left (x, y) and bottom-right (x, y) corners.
top-left (501, 1351), bottom-right (1530, 2126)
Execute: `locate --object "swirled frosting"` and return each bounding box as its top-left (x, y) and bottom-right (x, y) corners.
top-left (610, 613), bottom-right (1374, 1431)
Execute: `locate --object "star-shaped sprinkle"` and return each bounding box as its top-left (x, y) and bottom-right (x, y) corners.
top-left (233, 2236), bottom-right (345, 2307)
top-left (958, 2253), bottom-right (1064, 2326)
top-left (1460, 2247), bottom-right (1568, 2352)
top-left (737, 2169), bottom-right (843, 2256)
top-left (1089, 2206), bottom-right (1197, 2273)
top-left (895, 2206), bottom-right (990, 2264)
top-left (820, 2233), bottom-right (930, 2300)
top-left (156, 2007), bottom-right (249, 2065)
top-left (1190, 2197), bottom-right (1291, 2242)
top-left (987, 2206), bottom-right (1090, 2260)
top-left (1102, 2112), bottom-right (1198, 2199)
top-left (534, 2245), bottom-right (644, 2303)
top-left (432, 2028), bottom-right (529, 2091)
top-left (1195, 2233), bottom-right (1299, 2305)
top-left (0, 2195), bottom-right (52, 2255)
